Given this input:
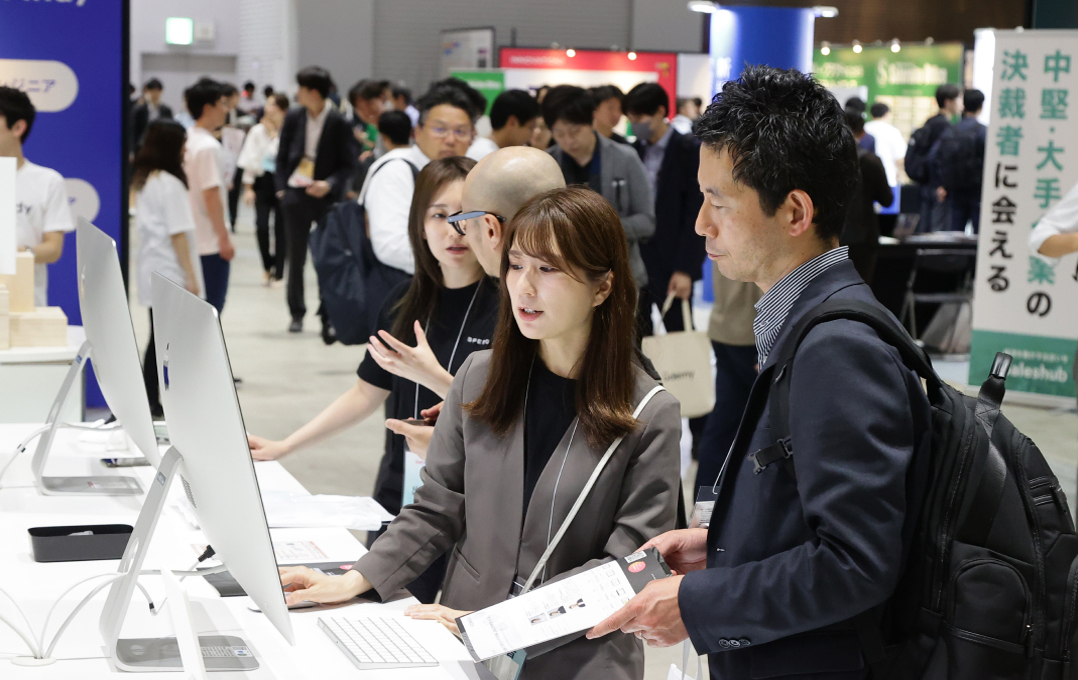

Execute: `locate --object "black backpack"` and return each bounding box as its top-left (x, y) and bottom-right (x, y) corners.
top-left (750, 298), bottom-right (1078, 680)
top-left (309, 158), bottom-right (418, 345)
top-left (905, 121), bottom-right (946, 185)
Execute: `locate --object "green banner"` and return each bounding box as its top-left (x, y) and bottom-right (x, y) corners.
top-left (813, 43), bottom-right (965, 138)
top-left (449, 70), bottom-right (505, 116)
top-left (970, 330), bottom-right (1076, 398)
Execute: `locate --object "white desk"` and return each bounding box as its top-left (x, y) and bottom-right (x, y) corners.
top-left (0, 327), bottom-right (85, 424)
top-left (0, 424), bottom-right (474, 679)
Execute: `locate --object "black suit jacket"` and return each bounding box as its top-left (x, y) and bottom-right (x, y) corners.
top-left (131, 102), bottom-right (174, 152)
top-left (633, 129), bottom-right (705, 298)
top-left (841, 147), bottom-right (893, 245)
top-left (679, 260), bottom-right (931, 678)
top-left (274, 106), bottom-right (356, 204)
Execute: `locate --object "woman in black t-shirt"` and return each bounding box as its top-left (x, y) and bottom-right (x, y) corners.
top-left (247, 156), bottom-right (499, 600)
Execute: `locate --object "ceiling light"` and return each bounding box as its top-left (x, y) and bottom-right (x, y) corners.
top-left (852, 40), bottom-right (863, 54)
top-left (566, 48), bottom-right (576, 58)
top-left (628, 52), bottom-right (637, 60)
top-left (812, 6), bottom-right (839, 18)
top-left (687, 1), bottom-right (720, 13)
top-left (820, 42), bottom-right (831, 56)
top-left (890, 39), bottom-right (901, 53)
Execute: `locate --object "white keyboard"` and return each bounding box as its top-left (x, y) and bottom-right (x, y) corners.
top-left (318, 616), bottom-right (439, 670)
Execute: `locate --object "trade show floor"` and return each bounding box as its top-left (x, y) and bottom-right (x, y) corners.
top-left (123, 208), bottom-right (1076, 680)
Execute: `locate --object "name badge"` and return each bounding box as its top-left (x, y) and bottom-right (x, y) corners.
top-left (689, 486), bottom-right (719, 529)
top-left (402, 445), bottom-right (426, 508)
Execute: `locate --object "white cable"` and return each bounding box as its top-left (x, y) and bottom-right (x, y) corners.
top-left (0, 584), bottom-right (39, 656)
top-left (38, 573), bottom-right (158, 658)
top-left (0, 421), bottom-right (122, 489)
top-left (0, 587), bottom-right (41, 658)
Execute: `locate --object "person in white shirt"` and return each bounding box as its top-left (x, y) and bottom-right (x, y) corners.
top-left (181, 79), bottom-right (234, 314)
top-left (864, 102), bottom-right (908, 188)
top-left (465, 89), bottom-right (539, 161)
top-left (131, 119), bottom-right (204, 416)
top-left (0, 86), bottom-right (75, 307)
top-left (358, 84), bottom-right (476, 315)
top-left (392, 85), bottom-right (420, 128)
top-left (1029, 179), bottom-right (1078, 405)
top-left (239, 92), bottom-right (289, 285)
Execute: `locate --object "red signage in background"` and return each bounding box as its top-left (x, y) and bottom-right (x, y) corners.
top-left (499, 48), bottom-right (678, 110)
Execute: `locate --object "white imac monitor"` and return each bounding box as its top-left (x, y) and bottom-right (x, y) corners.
top-left (99, 273), bottom-right (293, 672)
top-left (28, 218), bottom-right (160, 495)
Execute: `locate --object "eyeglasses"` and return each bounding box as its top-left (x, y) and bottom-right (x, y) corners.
top-left (447, 210), bottom-right (506, 236)
top-left (427, 125), bottom-right (473, 140)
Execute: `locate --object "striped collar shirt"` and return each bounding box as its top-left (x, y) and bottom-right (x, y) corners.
top-left (753, 246), bottom-right (849, 366)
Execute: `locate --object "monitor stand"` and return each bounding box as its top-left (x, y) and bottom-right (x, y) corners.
top-left (99, 447), bottom-right (258, 672)
top-left (31, 340), bottom-right (143, 496)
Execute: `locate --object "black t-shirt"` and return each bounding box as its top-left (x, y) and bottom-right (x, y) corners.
top-left (358, 276), bottom-right (499, 513)
top-left (523, 359), bottom-right (578, 515)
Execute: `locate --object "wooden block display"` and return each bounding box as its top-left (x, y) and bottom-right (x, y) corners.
top-left (10, 306), bottom-right (67, 348)
top-left (0, 284), bottom-right (9, 350)
top-left (0, 251), bottom-right (34, 313)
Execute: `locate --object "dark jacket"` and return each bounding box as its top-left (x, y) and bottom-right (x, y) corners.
top-left (679, 260), bottom-right (932, 679)
top-left (131, 101), bottom-right (174, 152)
top-left (842, 146), bottom-right (893, 245)
top-left (933, 116), bottom-right (988, 196)
top-left (274, 105), bottom-right (356, 205)
top-left (632, 129), bottom-right (706, 297)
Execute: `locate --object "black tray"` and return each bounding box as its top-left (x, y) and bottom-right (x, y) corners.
top-left (29, 524), bottom-right (133, 562)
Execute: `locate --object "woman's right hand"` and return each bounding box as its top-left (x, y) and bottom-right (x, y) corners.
top-left (248, 434), bottom-right (291, 461)
top-left (279, 565), bottom-right (371, 606)
top-left (185, 276), bottom-right (200, 296)
top-left (243, 186), bottom-right (256, 206)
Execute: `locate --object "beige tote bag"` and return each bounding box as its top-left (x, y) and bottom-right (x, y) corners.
top-left (641, 294), bottom-right (715, 418)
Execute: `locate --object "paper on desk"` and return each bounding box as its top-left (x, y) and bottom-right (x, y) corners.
top-left (260, 491), bottom-right (394, 530)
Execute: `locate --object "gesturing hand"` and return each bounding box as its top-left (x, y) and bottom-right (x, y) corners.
top-left (385, 418), bottom-right (434, 458)
top-left (640, 529), bottom-right (709, 576)
top-left (366, 322), bottom-right (453, 398)
top-left (587, 576), bottom-right (688, 647)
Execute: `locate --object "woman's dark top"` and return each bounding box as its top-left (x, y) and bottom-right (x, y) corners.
top-left (522, 358), bottom-right (578, 516)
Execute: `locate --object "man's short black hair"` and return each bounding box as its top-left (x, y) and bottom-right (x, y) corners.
top-left (145, 78), bottom-right (164, 91)
top-left (221, 82), bottom-right (239, 98)
top-left (964, 89), bottom-right (985, 114)
top-left (844, 96), bottom-right (866, 114)
top-left (263, 85), bottom-right (275, 98)
top-left (694, 65), bottom-right (859, 243)
top-left (869, 102), bottom-right (889, 119)
top-left (935, 83), bottom-right (960, 108)
top-left (392, 85), bottom-right (412, 105)
top-left (243, 81), bottom-right (255, 93)
top-left (591, 84), bottom-right (624, 104)
top-left (844, 108), bottom-right (865, 135)
top-left (296, 66), bottom-right (334, 99)
top-left (541, 85), bottom-right (596, 129)
top-left (490, 89), bottom-right (540, 130)
top-left (624, 82), bottom-right (670, 118)
top-left (434, 78), bottom-right (487, 122)
top-left (184, 79), bottom-right (225, 120)
top-left (378, 110), bottom-right (413, 146)
top-left (349, 79), bottom-right (390, 106)
top-left (0, 86), bottom-right (35, 143)
top-left (416, 85), bottom-right (478, 126)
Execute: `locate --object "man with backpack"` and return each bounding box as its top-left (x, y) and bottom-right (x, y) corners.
top-left (934, 89), bottom-right (986, 233)
top-left (586, 65), bottom-right (934, 676)
top-left (906, 84), bottom-right (960, 232)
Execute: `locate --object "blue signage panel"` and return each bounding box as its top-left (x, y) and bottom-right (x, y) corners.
top-left (0, 0), bottom-right (128, 408)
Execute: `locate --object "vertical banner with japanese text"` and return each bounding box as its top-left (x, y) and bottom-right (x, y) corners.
top-left (970, 30), bottom-right (1078, 398)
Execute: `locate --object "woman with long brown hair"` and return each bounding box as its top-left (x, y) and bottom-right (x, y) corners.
top-left (247, 155), bottom-right (498, 602)
top-left (279, 186), bottom-right (682, 679)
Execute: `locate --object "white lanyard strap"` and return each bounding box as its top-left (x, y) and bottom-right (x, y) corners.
top-left (518, 384), bottom-right (666, 595)
top-left (413, 282), bottom-right (482, 419)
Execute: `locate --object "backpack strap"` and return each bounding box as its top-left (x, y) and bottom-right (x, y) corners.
top-left (749, 299), bottom-right (939, 480)
top-left (957, 352), bottom-right (1011, 545)
top-left (359, 157), bottom-right (420, 207)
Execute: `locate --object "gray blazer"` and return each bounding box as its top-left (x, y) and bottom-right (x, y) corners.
top-left (548, 134), bottom-right (656, 288)
top-left (356, 350), bottom-right (682, 680)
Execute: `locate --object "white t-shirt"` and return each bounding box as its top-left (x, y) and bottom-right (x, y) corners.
top-left (135, 171), bottom-right (206, 308)
top-left (466, 136), bottom-right (499, 161)
top-left (1029, 180), bottom-right (1078, 266)
top-left (183, 126), bottom-right (229, 256)
top-left (358, 145), bottom-right (431, 274)
top-left (864, 119), bottom-right (908, 187)
top-left (16, 160), bottom-right (74, 306)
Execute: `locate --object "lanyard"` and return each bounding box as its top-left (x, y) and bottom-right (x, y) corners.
top-left (412, 281), bottom-right (482, 419)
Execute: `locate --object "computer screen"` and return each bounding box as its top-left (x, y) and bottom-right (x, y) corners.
top-left (76, 218), bottom-right (160, 466)
top-left (150, 272), bottom-right (294, 646)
